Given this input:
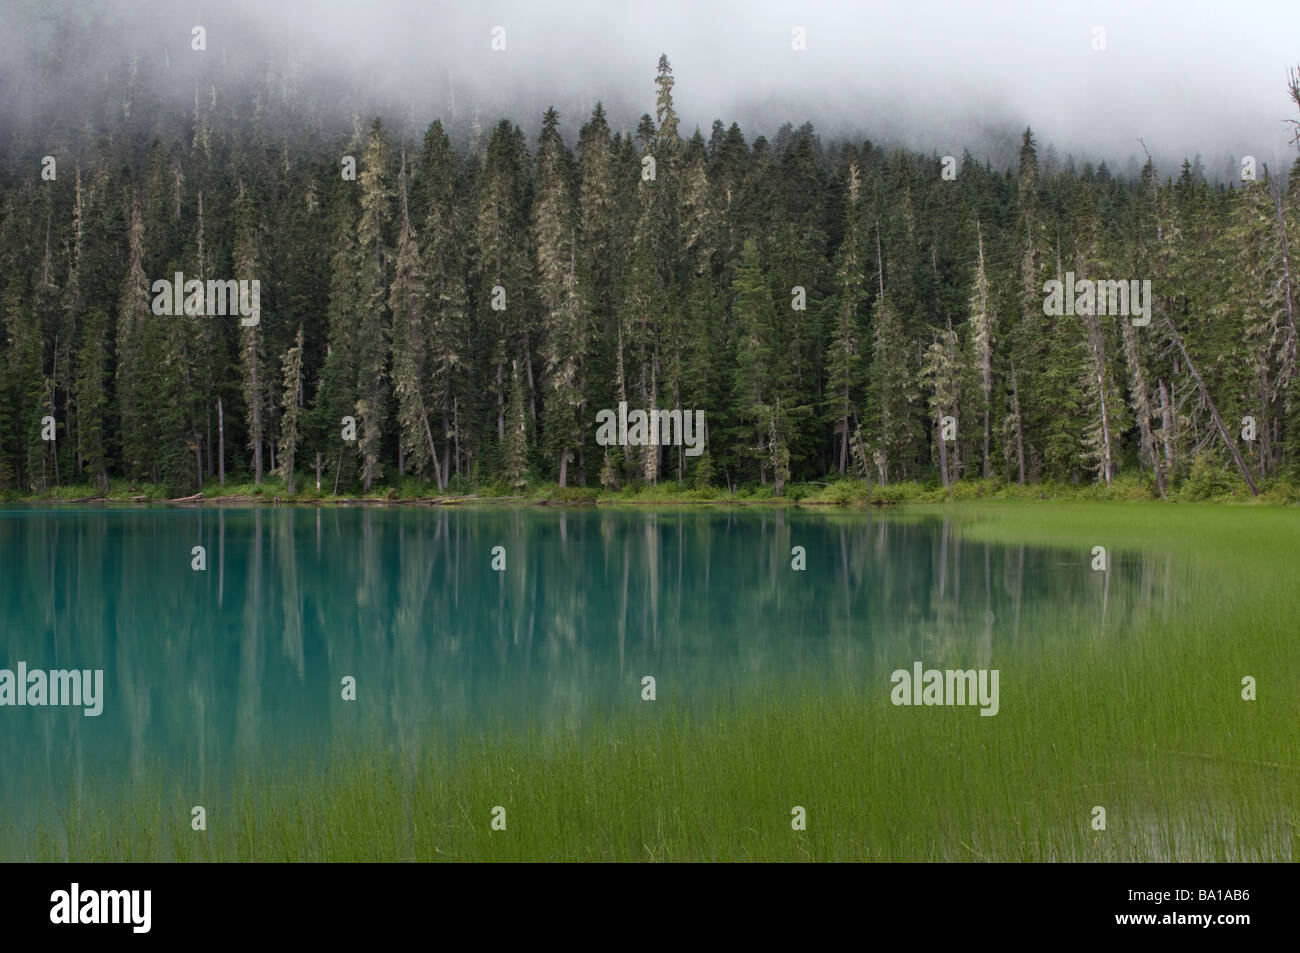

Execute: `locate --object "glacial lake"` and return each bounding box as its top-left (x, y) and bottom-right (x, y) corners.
top-left (0, 504), bottom-right (1179, 835)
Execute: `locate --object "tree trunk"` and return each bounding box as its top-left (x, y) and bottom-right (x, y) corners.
top-left (217, 396), bottom-right (225, 486)
top-left (937, 409), bottom-right (950, 488)
top-left (524, 335), bottom-right (537, 426)
top-left (1164, 313), bottom-right (1258, 496)
top-left (1274, 193), bottom-right (1298, 381)
top-left (852, 411), bottom-right (872, 501)
top-left (1257, 366), bottom-right (1271, 481)
top-left (839, 390), bottom-right (849, 475)
top-left (496, 361), bottom-right (504, 442)
top-left (1121, 318), bottom-right (1164, 498)
top-left (1158, 379), bottom-right (1174, 481)
top-left (982, 406), bottom-right (990, 480)
top-left (1097, 369), bottom-right (1112, 485)
top-left (421, 414), bottom-right (445, 491)
top-left (1086, 312), bottom-right (1113, 486)
top-left (251, 358), bottom-right (262, 484)
top-left (950, 406), bottom-right (960, 486)
top-left (1010, 359), bottom-right (1025, 486)
top-left (452, 397), bottom-right (461, 479)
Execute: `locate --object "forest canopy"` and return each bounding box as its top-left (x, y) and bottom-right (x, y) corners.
top-left (3, 54), bottom-right (1300, 499)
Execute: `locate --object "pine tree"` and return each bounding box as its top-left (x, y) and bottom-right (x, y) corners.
top-left (731, 239), bottom-right (780, 484)
top-left (5, 283), bottom-right (45, 491)
top-left (31, 224), bottom-right (61, 490)
top-left (534, 107), bottom-right (587, 487)
top-left (1071, 183), bottom-right (1121, 485)
top-left (503, 359), bottom-right (529, 489)
top-left (476, 120), bottom-right (533, 453)
top-left (968, 220), bottom-right (994, 477)
top-left (74, 306), bottom-right (110, 492)
top-left (1005, 128), bottom-right (1047, 483)
top-left (234, 181), bottom-right (265, 484)
top-left (355, 119), bottom-right (392, 491)
top-left (1224, 177), bottom-right (1294, 480)
top-left (418, 119), bottom-right (470, 485)
top-left (828, 162), bottom-right (867, 474)
top-left (577, 103), bottom-right (617, 485)
top-left (866, 218), bottom-right (917, 485)
top-left (311, 201), bottom-right (363, 494)
top-left (921, 322), bottom-right (961, 487)
top-left (390, 152), bottom-right (443, 488)
top-left (278, 326), bottom-right (303, 494)
top-left (115, 187), bottom-right (153, 481)
top-left (620, 123), bottom-right (660, 482)
top-left (1123, 156), bottom-right (1166, 496)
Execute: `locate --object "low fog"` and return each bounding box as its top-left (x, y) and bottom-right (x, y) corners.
top-left (3, 0), bottom-right (1299, 180)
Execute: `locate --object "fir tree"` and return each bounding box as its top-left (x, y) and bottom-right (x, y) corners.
top-left (390, 152), bottom-right (443, 487)
top-left (418, 119), bottom-right (470, 484)
top-left (355, 119), bottom-right (392, 491)
top-left (74, 306), bottom-right (111, 493)
top-left (234, 181), bottom-right (266, 484)
top-left (503, 359), bottom-right (529, 489)
top-left (534, 107), bottom-right (588, 487)
top-left (828, 162), bottom-right (867, 474)
top-left (278, 326), bottom-right (303, 494)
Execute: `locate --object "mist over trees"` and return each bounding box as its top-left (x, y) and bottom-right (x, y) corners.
top-left (3, 52), bottom-right (1300, 497)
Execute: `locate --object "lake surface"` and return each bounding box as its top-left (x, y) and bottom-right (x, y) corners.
top-left (0, 505), bottom-right (1179, 831)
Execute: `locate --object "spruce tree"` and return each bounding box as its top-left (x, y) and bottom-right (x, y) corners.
top-left (278, 326), bottom-right (304, 494)
top-left (418, 119), bottom-right (470, 484)
top-left (828, 162), bottom-right (868, 474)
top-left (534, 107), bottom-right (587, 487)
top-left (115, 187), bottom-right (153, 481)
top-left (234, 181), bottom-right (265, 484)
top-left (74, 306), bottom-right (110, 493)
top-left (503, 359), bottom-right (529, 489)
top-left (390, 152), bottom-right (443, 487)
top-left (355, 119), bottom-right (393, 491)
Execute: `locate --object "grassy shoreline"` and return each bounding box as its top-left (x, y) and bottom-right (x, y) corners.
top-left (6, 471), bottom-right (1300, 507)
top-left (8, 502), bottom-right (1296, 862)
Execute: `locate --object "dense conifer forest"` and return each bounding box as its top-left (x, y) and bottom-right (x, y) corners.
top-left (4, 47), bottom-right (1300, 498)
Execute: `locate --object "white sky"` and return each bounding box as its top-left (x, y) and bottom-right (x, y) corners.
top-left (6, 0), bottom-right (1300, 178)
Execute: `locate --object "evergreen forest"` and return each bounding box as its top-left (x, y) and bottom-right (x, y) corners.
top-left (5, 51), bottom-right (1300, 500)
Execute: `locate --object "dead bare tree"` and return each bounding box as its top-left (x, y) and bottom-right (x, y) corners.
top-left (1286, 66), bottom-right (1300, 148)
top-left (1163, 313), bottom-right (1259, 496)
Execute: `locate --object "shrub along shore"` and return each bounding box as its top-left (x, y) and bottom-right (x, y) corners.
top-left (5, 470), bottom-right (1300, 506)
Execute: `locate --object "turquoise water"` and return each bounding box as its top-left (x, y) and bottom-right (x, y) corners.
top-left (0, 505), bottom-right (1171, 832)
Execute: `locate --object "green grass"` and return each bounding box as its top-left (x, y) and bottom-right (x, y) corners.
top-left (7, 501), bottom-right (1298, 861)
top-left (8, 466), bottom-right (1300, 507)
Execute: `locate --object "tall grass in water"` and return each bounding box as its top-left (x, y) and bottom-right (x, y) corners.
top-left (12, 502), bottom-right (1298, 861)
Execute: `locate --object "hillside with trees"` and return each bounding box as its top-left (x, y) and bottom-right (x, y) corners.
top-left (4, 55), bottom-right (1300, 499)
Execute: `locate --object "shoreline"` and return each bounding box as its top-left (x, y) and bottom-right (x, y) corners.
top-left (4, 472), bottom-right (1296, 508)
top-left (4, 494), bottom-right (894, 507)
